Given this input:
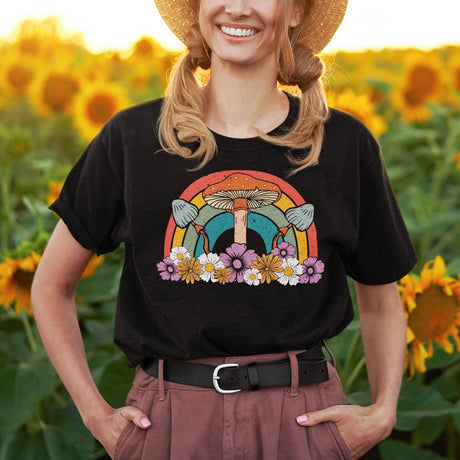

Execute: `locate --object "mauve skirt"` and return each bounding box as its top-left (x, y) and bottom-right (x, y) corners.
top-left (114, 349), bottom-right (352, 460)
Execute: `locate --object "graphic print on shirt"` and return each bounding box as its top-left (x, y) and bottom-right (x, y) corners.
top-left (157, 170), bottom-right (324, 286)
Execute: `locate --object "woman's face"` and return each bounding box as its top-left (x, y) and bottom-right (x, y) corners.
top-left (198, 0), bottom-right (301, 68)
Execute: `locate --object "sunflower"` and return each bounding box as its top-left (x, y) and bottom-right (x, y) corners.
top-left (392, 53), bottom-right (443, 123)
top-left (398, 256), bottom-right (460, 378)
top-left (0, 252), bottom-right (41, 315)
top-left (453, 152), bottom-right (460, 172)
top-left (177, 257), bottom-right (204, 284)
top-left (0, 53), bottom-right (36, 96)
top-left (81, 255), bottom-right (104, 279)
top-left (251, 253), bottom-right (283, 284)
top-left (31, 70), bottom-right (79, 116)
top-left (72, 81), bottom-right (131, 141)
top-left (46, 180), bottom-right (64, 205)
top-left (327, 88), bottom-right (387, 138)
top-left (214, 266), bottom-right (232, 285)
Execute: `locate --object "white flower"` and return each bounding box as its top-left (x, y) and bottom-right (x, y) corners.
top-left (244, 268), bottom-right (262, 286)
top-left (277, 257), bottom-right (302, 286)
top-left (170, 246), bottom-right (191, 265)
top-left (198, 253), bottom-right (224, 283)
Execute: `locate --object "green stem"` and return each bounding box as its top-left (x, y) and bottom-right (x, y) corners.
top-left (343, 356), bottom-right (366, 394)
top-left (0, 165), bottom-right (11, 252)
top-left (446, 418), bottom-right (458, 460)
top-left (341, 330), bottom-right (362, 381)
top-left (21, 313), bottom-right (38, 352)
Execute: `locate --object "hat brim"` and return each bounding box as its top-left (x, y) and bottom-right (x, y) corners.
top-left (154, 0), bottom-right (347, 54)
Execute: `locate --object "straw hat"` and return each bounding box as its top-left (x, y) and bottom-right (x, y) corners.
top-left (154, 0), bottom-right (348, 54)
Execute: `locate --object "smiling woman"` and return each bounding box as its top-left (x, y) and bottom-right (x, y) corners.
top-left (0, 0), bottom-right (459, 53)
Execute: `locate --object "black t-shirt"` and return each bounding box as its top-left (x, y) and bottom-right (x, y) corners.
top-left (49, 93), bottom-right (417, 366)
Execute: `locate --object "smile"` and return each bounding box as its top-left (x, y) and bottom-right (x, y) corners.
top-left (220, 26), bottom-right (258, 37)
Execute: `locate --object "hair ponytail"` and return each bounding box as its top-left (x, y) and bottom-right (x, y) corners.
top-left (157, 0), bottom-right (329, 176)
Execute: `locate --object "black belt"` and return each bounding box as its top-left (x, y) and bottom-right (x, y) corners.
top-left (141, 344), bottom-right (329, 394)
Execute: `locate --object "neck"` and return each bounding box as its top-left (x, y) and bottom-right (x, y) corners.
top-left (203, 56), bottom-right (289, 138)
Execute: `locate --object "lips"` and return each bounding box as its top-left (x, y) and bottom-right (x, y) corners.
top-left (219, 25), bottom-right (258, 37)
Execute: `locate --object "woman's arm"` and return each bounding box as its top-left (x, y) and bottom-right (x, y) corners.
top-left (31, 219), bottom-right (151, 458)
top-left (296, 281), bottom-right (406, 459)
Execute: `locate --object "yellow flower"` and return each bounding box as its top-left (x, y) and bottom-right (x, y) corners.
top-left (327, 88), bottom-right (387, 138)
top-left (31, 71), bottom-right (79, 116)
top-left (453, 153), bottom-right (460, 171)
top-left (177, 257), bottom-right (204, 284)
top-left (250, 253), bottom-right (283, 284)
top-left (392, 53), bottom-right (443, 123)
top-left (81, 255), bottom-right (104, 279)
top-left (0, 252), bottom-right (41, 315)
top-left (214, 266), bottom-right (232, 285)
top-left (0, 53), bottom-right (36, 96)
top-left (72, 81), bottom-right (131, 141)
top-left (46, 180), bottom-right (64, 205)
top-left (398, 256), bottom-right (460, 378)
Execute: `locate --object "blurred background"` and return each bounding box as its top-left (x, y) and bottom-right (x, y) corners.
top-left (0, 1), bottom-right (459, 459)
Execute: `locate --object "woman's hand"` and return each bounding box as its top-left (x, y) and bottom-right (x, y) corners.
top-left (86, 405), bottom-right (151, 459)
top-left (296, 404), bottom-right (395, 459)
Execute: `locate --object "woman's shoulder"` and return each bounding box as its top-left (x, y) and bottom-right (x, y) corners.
top-left (326, 107), bottom-right (373, 137)
top-left (109, 97), bottom-right (165, 127)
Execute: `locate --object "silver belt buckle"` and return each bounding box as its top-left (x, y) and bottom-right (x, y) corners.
top-left (212, 363), bottom-right (241, 394)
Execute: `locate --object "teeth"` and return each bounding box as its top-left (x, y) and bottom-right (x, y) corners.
top-left (220, 26), bottom-right (257, 37)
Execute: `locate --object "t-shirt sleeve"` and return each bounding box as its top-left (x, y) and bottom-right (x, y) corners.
top-left (48, 124), bottom-right (125, 256)
top-left (341, 128), bottom-right (418, 285)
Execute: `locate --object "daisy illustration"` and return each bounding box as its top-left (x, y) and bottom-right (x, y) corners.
top-left (278, 258), bottom-right (302, 286)
top-left (170, 246), bottom-right (191, 265)
top-left (198, 253), bottom-right (224, 283)
top-left (244, 268), bottom-right (262, 286)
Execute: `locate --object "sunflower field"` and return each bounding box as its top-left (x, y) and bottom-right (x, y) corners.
top-left (0, 18), bottom-right (459, 460)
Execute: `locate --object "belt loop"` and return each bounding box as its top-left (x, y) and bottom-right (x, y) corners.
top-left (322, 339), bottom-right (336, 368)
top-left (288, 351), bottom-right (299, 397)
top-left (158, 358), bottom-right (165, 401)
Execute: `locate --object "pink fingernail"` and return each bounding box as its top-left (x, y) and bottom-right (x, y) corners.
top-left (140, 417), bottom-right (151, 428)
top-left (296, 414), bottom-right (308, 424)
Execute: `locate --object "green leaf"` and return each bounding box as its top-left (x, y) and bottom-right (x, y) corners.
top-left (378, 439), bottom-right (448, 460)
top-left (0, 349), bottom-right (59, 432)
top-left (0, 425), bottom-right (84, 460)
top-left (44, 402), bottom-right (95, 460)
top-left (97, 353), bottom-right (135, 409)
top-left (396, 381), bottom-right (459, 431)
top-left (413, 414), bottom-right (448, 446)
top-left (76, 264), bottom-right (122, 303)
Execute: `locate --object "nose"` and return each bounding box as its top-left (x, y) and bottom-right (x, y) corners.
top-left (225, 0), bottom-right (251, 17)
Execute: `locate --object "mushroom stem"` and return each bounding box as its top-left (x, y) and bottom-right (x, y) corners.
top-left (234, 209), bottom-right (248, 244)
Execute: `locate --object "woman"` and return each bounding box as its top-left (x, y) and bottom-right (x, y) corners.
top-left (31, 0), bottom-right (418, 459)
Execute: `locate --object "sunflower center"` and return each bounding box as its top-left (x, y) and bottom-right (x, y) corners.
top-left (43, 75), bottom-right (79, 110)
top-left (405, 65), bottom-right (439, 106)
top-left (13, 269), bottom-right (34, 290)
top-left (408, 285), bottom-right (458, 342)
top-left (8, 64), bottom-right (33, 91)
top-left (85, 93), bottom-right (117, 125)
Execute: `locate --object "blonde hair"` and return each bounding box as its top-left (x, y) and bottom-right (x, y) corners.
top-left (157, 0), bottom-right (328, 176)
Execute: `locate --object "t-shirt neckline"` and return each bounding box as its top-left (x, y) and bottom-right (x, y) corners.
top-left (207, 92), bottom-right (299, 152)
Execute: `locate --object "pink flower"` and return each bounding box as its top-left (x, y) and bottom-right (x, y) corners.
top-left (220, 243), bottom-right (258, 283)
top-left (300, 257), bottom-right (325, 284)
top-left (271, 242), bottom-right (296, 260)
top-left (157, 256), bottom-right (181, 281)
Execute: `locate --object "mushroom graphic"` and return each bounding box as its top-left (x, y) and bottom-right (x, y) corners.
top-left (202, 173), bottom-right (281, 245)
top-left (272, 204), bottom-right (315, 249)
top-left (172, 199), bottom-right (211, 254)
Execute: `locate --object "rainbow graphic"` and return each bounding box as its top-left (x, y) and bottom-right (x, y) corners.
top-left (164, 170), bottom-right (318, 262)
